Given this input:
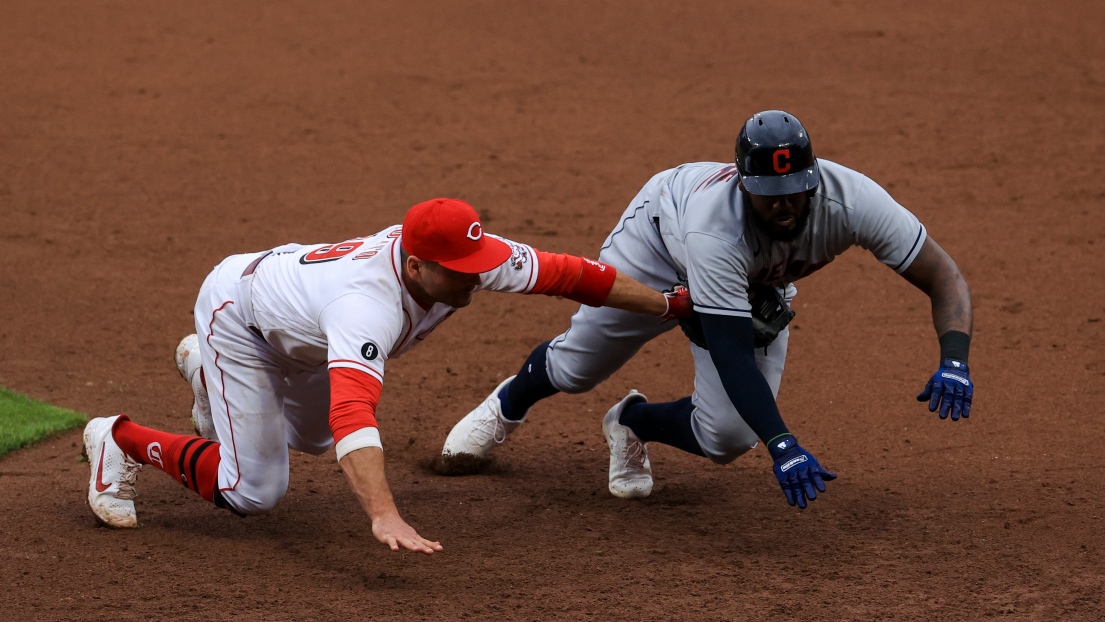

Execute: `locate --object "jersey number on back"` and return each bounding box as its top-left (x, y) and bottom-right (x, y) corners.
top-left (299, 229), bottom-right (402, 265)
top-left (299, 240), bottom-right (364, 264)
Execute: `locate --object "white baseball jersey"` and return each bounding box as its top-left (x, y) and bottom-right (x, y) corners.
top-left (653, 159), bottom-right (927, 317)
top-left (249, 225), bottom-right (541, 383)
top-left (189, 225), bottom-right (610, 512)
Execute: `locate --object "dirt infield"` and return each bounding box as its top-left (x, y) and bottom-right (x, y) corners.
top-left (2, 1), bottom-right (1104, 619)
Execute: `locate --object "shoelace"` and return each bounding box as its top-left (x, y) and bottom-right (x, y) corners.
top-left (619, 437), bottom-right (647, 470)
top-left (470, 404), bottom-right (508, 445)
top-left (116, 459), bottom-right (143, 500)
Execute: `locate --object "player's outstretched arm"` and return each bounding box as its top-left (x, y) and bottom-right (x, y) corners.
top-left (339, 447), bottom-right (443, 555)
top-left (900, 236), bottom-right (975, 420)
top-left (508, 249), bottom-right (691, 319)
top-left (604, 272), bottom-right (691, 318)
top-left (699, 313), bottom-right (835, 509)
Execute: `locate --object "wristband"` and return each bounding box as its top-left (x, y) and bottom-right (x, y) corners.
top-left (335, 427), bottom-right (383, 462)
top-left (939, 330), bottom-right (971, 364)
top-left (766, 433), bottom-right (796, 459)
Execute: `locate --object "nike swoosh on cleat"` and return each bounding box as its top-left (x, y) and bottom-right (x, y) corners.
top-left (95, 443), bottom-right (111, 492)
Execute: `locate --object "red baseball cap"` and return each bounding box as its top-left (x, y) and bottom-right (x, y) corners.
top-left (400, 198), bottom-right (512, 274)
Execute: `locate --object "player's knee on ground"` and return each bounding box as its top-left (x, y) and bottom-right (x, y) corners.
top-left (690, 407), bottom-right (760, 465)
top-left (222, 468), bottom-right (290, 515)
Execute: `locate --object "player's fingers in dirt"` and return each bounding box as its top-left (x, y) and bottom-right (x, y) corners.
top-left (416, 536), bottom-right (444, 553)
top-left (377, 518), bottom-right (442, 555)
top-left (398, 535), bottom-right (440, 555)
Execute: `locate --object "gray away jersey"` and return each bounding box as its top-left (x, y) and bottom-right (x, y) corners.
top-left (654, 159), bottom-right (927, 317)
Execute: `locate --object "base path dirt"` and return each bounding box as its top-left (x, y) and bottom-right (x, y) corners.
top-left (1, 1), bottom-right (1103, 620)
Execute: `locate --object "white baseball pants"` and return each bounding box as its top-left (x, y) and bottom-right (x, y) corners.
top-left (192, 253), bottom-right (333, 515)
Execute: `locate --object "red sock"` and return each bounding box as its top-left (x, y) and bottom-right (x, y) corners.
top-left (111, 415), bottom-right (221, 503)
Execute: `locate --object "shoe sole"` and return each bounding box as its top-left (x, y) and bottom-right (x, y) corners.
top-left (609, 482), bottom-right (653, 499)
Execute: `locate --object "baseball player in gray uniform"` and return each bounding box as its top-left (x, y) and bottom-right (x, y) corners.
top-left (440, 110), bottom-right (974, 509)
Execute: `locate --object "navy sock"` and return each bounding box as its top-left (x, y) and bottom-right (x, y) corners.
top-left (619, 397), bottom-right (706, 457)
top-left (499, 341), bottom-right (559, 421)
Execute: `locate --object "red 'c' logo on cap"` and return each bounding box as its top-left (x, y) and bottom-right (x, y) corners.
top-left (772, 149), bottom-right (792, 174)
top-left (467, 222), bottom-right (483, 241)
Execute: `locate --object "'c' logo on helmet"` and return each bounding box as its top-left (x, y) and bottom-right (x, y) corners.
top-left (466, 222), bottom-right (483, 241)
top-left (772, 149), bottom-right (792, 174)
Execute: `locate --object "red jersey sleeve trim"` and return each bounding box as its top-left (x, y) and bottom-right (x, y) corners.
top-left (571, 257), bottom-right (617, 306)
top-left (530, 251), bottom-right (617, 307)
top-left (329, 367), bottom-right (382, 444)
top-left (328, 359), bottom-right (384, 382)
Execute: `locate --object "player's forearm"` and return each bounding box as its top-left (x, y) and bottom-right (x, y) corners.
top-left (928, 274), bottom-right (972, 338)
top-left (339, 446), bottom-right (400, 521)
top-left (901, 237), bottom-right (973, 338)
top-left (700, 314), bottom-right (790, 443)
top-left (528, 252), bottom-right (668, 315)
top-left (603, 271), bottom-right (668, 316)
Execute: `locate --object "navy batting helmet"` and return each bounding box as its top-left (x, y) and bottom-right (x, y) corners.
top-left (735, 110), bottom-right (820, 196)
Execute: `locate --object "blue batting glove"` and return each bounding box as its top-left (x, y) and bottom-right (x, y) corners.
top-left (916, 358), bottom-right (973, 421)
top-left (768, 435), bottom-right (836, 509)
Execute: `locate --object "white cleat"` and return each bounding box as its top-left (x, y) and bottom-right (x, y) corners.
top-left (603, 390), bottom-right (653, 499)
top-left (441, 376), bottom-right (524, 467)
top-left (175, 334), bottom-right (215, 441)
top-left (83, 416), bottom-right (142, 528)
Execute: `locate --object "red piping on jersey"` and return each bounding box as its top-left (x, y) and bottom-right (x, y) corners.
top-left (388, 238), bottom-right (416, 353)
top-left (523, 249), bottom-right (538, 293)
top-left (693, 165), bottom-right (738, 193)
top-left (328, 359), bottom-right (384, 383)
top-left (413, 308), bottom-right (456, 343)
top-left (391, 235), bottom-right (432, 311)
top-left (206, 300), bottom-right (242, 493)
top-left (394, 308), bottom-right (415, 355)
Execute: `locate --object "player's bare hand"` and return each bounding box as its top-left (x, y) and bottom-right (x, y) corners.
top-left (371, 512), bottom-right (443, 555)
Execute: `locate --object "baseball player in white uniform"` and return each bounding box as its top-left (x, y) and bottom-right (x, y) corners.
top-left (441, 110), bottom-right (975, 509)
top-left (81, 198), bottom-right (691, 554)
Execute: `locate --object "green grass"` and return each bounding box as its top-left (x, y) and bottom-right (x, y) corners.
top-left (0, 386), bottom-right (86, 457)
